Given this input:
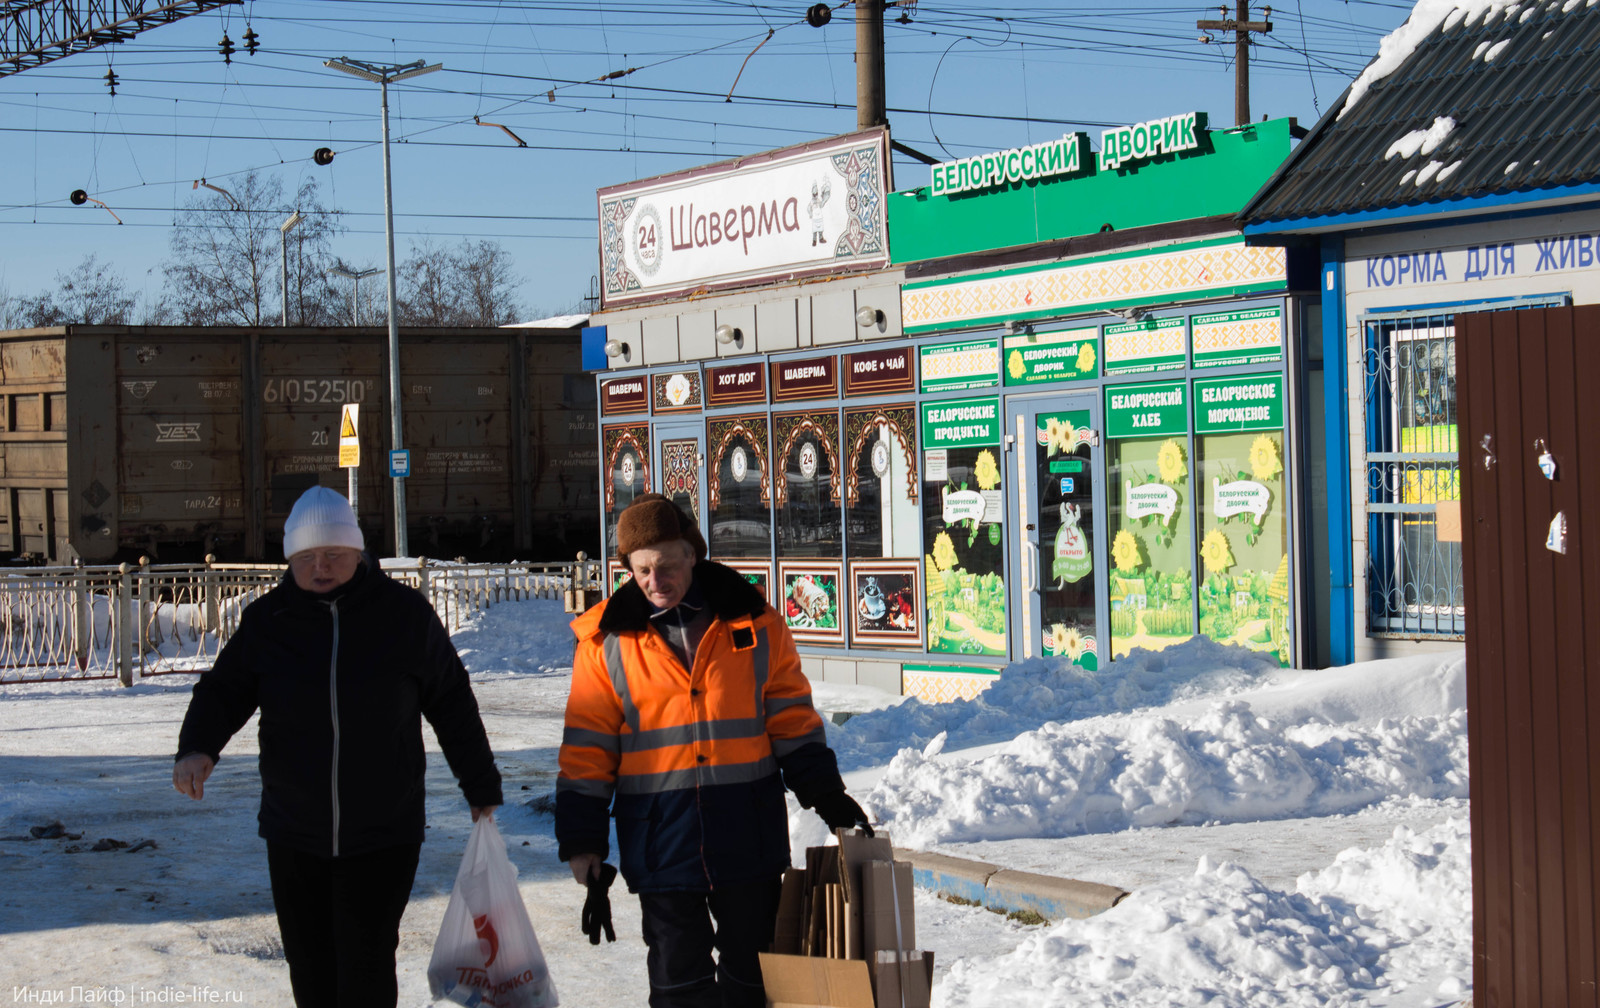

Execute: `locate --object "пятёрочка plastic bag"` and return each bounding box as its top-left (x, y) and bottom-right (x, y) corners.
top-left (428, 816), bottom-right (558, 1008)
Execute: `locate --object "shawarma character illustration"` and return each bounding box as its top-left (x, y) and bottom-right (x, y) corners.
top-left (808, 178), bottom-right (832, 246)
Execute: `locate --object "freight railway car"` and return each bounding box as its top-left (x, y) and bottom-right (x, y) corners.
top-left (0, 324), bottom-right (598, 563)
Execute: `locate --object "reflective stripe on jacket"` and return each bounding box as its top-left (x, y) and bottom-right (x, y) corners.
top-left (556, 560), bottom-right (842, 892)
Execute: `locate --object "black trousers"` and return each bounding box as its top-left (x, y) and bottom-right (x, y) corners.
top-left (265, 841), bottom-right (422, 1008)
top-left (638, 878), bottom-right (782, 1008)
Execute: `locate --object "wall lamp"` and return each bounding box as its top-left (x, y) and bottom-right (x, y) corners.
top-left (856, 306), bottom-right (884, 328)
top-left (714, 324), bottom-right (743, 347)
top-left (604, 339), bottom-right (630, 358)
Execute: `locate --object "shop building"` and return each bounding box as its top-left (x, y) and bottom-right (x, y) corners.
top-left (589, 114), bottom-right (1326, 699)
top-left (1241, 0), bottom-right (1600, 664)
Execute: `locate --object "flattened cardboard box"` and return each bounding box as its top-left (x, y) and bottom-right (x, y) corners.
top-left (760, 952), bottom-right (875, 1008)
top-left (872, 950), bottom-right (933, 1008)
top-left (760, 951), bottom-right (933, 1008)
top-left (763, 830), bottom-right (931, 1008)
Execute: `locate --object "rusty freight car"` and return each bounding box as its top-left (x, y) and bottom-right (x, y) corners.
top-left (0, 324), bottom-right (598, 564)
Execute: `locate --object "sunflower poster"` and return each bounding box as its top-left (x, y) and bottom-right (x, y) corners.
top-left (1194, 375), bottom-right (1290, 665)
top-left (1105, 381), bottom-right (1194, 659)
top-left (921, 397), bottom-right (1007, 657)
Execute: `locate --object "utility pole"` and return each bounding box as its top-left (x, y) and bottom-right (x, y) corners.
top-left (1198, 3), bottom-right (1273, 126)
top-left (856, 0), bottom-right (886, 130)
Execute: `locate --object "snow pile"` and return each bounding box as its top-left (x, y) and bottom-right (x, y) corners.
top-left (1384, 116), bottom-right (1457, 159)
top-left (451, 600), bottom-right (576, 677)
top-left (935, 817), bottom-right (1471, 1008)
top-left (828, 637), bottom-right (1281, 771)
top-left (865, 700), bottom-right (1468, 847)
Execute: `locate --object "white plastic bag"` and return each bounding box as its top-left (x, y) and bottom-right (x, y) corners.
top-left (428, 816), bottom-right (558, 1008)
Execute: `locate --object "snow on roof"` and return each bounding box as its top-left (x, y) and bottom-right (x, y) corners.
top-left (1383, 116), bottom-right (1458, 159)
top-left (503, 313), bottom-right (589, 328)
top-left (1340, 0), bottom-right (1519, 118)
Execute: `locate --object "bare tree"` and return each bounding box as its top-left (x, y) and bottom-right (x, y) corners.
top-left (13, 255), bottom-right (138, 325)
top-left (397, 238), bottom-right (525, 326)
top-left (161, 172), bottom-right (343, 326)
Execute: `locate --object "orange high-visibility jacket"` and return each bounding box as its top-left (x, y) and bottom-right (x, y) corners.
top-left (556, 561), bottom-right (843, 891)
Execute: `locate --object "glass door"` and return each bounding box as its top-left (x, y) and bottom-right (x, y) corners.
top-left (1008, 392), bottom-right (1106, 669)
top-left (654, 422), bottom-right (705, 531)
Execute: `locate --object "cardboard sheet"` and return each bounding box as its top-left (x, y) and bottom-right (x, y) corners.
top-left (760, 953), bottom-right (876, 1008)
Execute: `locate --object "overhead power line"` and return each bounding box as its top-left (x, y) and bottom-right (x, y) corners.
top-left (0, 0), bottom-right (242, 78)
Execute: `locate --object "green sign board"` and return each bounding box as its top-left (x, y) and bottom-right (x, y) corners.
top-left (921, 397), bottom-right (1001, 448)
top-left (1105, 381), bottom-right (1188, 438)
top-left (1003, 327), bottom-right (1098, 385)
top-left (1193, 374), bottom-right (1284, 433)
top-left (1103, 317), bottom-right (1187, 375)
top-left (1192, 307), bottom-right (1285, 369)
top-left (891, 118), bottom-right (1297, 266)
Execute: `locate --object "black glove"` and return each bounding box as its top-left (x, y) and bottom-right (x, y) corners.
top-left (581, 862), bottom-right (619, 945)
top-left (812, 790), bottom-right (873, 837)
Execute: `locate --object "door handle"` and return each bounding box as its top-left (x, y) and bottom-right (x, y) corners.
top-left (1021, 540), bottom-right (1039, 593)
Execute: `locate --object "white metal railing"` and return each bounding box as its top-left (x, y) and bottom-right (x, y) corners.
top-left (0, 554), bottom-right (603, 686)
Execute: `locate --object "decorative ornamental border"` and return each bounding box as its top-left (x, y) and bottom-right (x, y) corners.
top-left (902, 240), bottom-right (1287, 331)
top-left (602, 423), bottom-right (650, 512)
top-left (773, 412), bottom-right (841, 508)
top-left (843, 405), bottom-right (919, 507)
top-left (708, 415), bottom-right (770, 511)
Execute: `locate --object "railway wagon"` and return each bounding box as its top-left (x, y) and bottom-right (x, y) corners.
top-left (0, 324), bottom-right (598, 563)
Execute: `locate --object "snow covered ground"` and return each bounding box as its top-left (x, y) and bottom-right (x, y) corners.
top-left (0, 598), bottom-right (1471, 1007)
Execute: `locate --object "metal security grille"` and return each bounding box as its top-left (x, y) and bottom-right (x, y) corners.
top-left (1363, 312), bottom-right (1464, 637)
top-left (1362, 296), bottom-right (1566, 638)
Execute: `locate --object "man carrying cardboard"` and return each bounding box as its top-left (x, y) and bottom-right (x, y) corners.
top-left (556, 493), bottom-right (872, 1007)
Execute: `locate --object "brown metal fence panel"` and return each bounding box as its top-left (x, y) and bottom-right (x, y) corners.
top-left (1459, 303), bottom-right (1600, 1007)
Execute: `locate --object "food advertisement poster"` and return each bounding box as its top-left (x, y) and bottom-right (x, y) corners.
top-left (778, 561), bottom-right (844, 644)
top-left (849, 561), bottom-right (920, 647)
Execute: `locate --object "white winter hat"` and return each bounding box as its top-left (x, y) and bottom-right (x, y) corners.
top-left (283, 486), bottom-right (365, 558)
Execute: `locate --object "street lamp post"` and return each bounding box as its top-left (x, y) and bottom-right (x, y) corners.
top-left (279, 210), bottom-right (303, 326)
top-left (327, 264), bottom-right (384, 516)
top-left (328, 265), bottom-right (382, 326)
top-left (323, 56), bottom-right (441, 557)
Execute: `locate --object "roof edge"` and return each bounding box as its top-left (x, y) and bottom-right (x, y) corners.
top-left (1243, 181), bottom-right (1600, 237)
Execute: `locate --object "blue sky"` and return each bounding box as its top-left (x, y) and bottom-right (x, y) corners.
top-left (0, 1), bottom-right (1409, 319)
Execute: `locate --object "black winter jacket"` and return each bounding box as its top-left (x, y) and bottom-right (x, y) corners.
top-left (176, 559), bottom-right (502, 857)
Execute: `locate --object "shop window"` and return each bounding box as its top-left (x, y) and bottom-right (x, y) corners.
top-left (920, 397), bottom-right (1006, 657)
top-left (1361, 297), bottom-right (1562, 638)
top-left (843, 404), bottom-right (920, 559)
top-left (602, 423), bottom-right (650, 555)
top-left (1105, 381), bottom-right (1193, 659)
top-left (708, 414), bottom-right (771, 558)
top-left (1194, 375), bottom-right (1290, 666)
top-left (774, 410), bottom-right (843, 559)
top-left (1363, 313), bottom-right (1463, 638)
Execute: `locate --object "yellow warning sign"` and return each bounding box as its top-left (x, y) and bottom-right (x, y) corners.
top-left (339, 403), bottom-right (359, 468)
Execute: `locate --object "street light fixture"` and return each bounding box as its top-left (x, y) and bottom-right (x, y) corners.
top-left (323, 56), bottom-right (442, 557)
top-left (328, 265), bottom-right (382, 326)
top-left (279, 210), bottom-right (303, 326)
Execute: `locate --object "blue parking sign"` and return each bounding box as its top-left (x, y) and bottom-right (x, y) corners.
top-left (389, 449), bottom-right (411, 478)
top-left (1060, 476), bottom-right (1075, 494)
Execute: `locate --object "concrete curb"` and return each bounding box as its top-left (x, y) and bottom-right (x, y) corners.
top-left (894, 846), bottom-right (1129, 923)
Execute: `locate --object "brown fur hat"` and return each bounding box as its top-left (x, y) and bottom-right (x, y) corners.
top-left (616, 493), bottom-right (707, 566)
